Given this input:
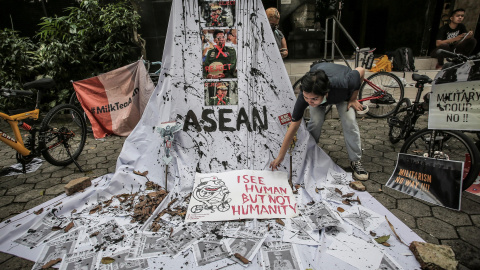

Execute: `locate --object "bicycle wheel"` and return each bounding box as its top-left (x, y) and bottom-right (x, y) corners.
top-left (69, 91), bottom-right (93, 133)
top-left (359, 72), bottom-right (405, 118)
top-left (388, 98), bottom-right (412, 144)
top-left (400, 129), bottom-right (480, 190)
top-left (40, 104), bottom-right (87, 166)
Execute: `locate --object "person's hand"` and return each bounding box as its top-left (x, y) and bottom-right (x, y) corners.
top-left (347, 99), bottom-right (364, 112)
top-left (269, 156), bottom-right (284, 171)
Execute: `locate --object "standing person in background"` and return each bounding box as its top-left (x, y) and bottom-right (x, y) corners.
top-left (431, 8), bottom-right (477, 70)
top-left (266, 7), bottom-right (288, 59)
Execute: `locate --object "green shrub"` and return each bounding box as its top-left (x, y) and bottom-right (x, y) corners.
top-left (1, 0), bottom-right (143, 112)
top-left (0, 29), bottom-right (38, 111)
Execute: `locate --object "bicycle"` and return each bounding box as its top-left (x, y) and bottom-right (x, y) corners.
top-left (143, 59), bottom-right (162, 86)
top-left (1, 78), bottom-right (87, 173)
top-left (388, 49), bottom-right (480, 190)
top-left (292, 48), bottom-right (405, 118)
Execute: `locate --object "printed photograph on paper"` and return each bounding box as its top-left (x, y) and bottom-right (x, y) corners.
top-left (227, 227), bottom-right (267, 265)
top-left (192, 238), bottom-right (231, 266)
top-left (325, 168), bottom-right (354, 186)
top-left (261, 242), bottom-right (302, 270)
top-left (202, 29), bottom-right (237, 79)
top-left (341, 205), bottom-right (383, 233)
top-left (163, 224), bottom-right (206, 257)
top-left (100, 248), bottom-right (148, 270)
top-left (300, 201), bottom-right (343, 230)
top-left (59, 250), bottom-right (99, 270)
top-left (204, 80), bottom-right (238, 106)
top-left (32, 229), bottom-right (82, 270)
top-left (85, 219), bottom-right (126, 251)
top-left (199, 0), bottom-right (236, 28)
top-left (282, 217), bottom-right (320, 245)
top-left (14, 212), bottom-right (68, 248)
top-left (126, 233), bottom-right (170, 260)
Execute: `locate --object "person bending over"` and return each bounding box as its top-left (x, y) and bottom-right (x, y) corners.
top-left (269, 62), bottom-right (369, 180)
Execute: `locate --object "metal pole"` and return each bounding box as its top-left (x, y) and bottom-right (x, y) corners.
top-left (331, 19), bottom-right (336, 61)
top-left (165, 165), bottom-right (168, 191)
top-left (324, 18), bottom-right (329, 59)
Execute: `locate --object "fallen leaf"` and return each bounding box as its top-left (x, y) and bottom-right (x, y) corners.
top-left (43, 258), bottom-right (62, 268)
top-left (337, 207), bottom-right (345, 213)
top-left (315, 188), bottom-right (319, 193)
top-left (342, 199), bottom-right (351, 205)
top-left (101, 257), bottom-right (115, 264)
top-left (234, 253), bottom-right (249, 264)
top-left (64, 222), bottom-right (74, 233)
top-left (342, 192), bottom-right (355, 198)
top-left (335, 188), bottom-right (343, 195)
top-left (275, 219), bottom-right (285, 226)
top-left (34, 208), bottom-right (44, 215)
top-left (370, 231), bottom-right (377, 237)
top-left (51, 226), bottom-right (62, 231)
top-left (381, 242), bottom-right (391, 247)
top-left (374, 235), bottom-right (390, 244)
top-left (133, 170), bottom-right (148, 176)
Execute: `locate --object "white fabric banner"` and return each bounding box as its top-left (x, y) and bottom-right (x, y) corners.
top-left (186, 170), bottom-right (297, 222)
top-left (0, 1), bottom-right (425, 269)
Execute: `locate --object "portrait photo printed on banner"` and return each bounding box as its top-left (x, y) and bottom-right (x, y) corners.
top-left (261, 242), bottom-right (302, 270)
top-left (199, 0), bottom-right (236, 28)
top-left (204, 80), bottom-right (238, 106)
top-left (202, 29), bottom-right (237, 79)
top-left (60, 250), bottom-right (99, 270)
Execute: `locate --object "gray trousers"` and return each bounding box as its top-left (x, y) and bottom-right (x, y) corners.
top-left (307, 101), bottom-right (362, 161)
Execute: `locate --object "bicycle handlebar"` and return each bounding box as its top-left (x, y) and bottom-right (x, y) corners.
top-left (0, 89), bottom-right (34, 97)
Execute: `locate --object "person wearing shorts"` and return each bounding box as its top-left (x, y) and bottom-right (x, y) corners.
top-left (270, 62), bottom-right (369, 180)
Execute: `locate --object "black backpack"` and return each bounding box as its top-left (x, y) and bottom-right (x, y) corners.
top-left (392, 47), bottom-right (415, 71)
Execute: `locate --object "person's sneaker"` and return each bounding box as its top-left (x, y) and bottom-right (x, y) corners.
top-left (351, 161), bottom-right (369, 180)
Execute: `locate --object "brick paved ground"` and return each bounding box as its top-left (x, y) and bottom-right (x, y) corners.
top-left (1, 113), bottom-right (479, 269)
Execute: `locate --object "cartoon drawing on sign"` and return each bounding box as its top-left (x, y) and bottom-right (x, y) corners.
top-left (156, 121), bottom-right (182, 165)
top-left (191, 176), bottom-right (232, 213)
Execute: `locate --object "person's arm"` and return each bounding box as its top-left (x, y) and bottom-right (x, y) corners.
top-left (280, 37), bottom-right (288, 58)
top-left (269, 120), bottom-right (301, 171)
top-left (347, 90), bottom-right (364, 111)
top-left (436, 35), bottom-right (465, 46)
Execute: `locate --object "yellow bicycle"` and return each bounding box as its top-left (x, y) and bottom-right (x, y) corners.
top-left (1, 78), bottom-right (87, 172)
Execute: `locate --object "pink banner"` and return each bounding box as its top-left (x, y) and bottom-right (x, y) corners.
top-left (72, 61), bottom-right (155, 138)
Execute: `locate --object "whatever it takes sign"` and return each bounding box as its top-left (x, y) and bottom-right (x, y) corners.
top-left (186, 170), bottom-right (298, 222)
top-left (386, 153), bottom-right (464, 210)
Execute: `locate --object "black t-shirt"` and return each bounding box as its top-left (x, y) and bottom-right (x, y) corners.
top-left (291, 63), bottom-right (361, 122)
top-left (436, 23), bottom-right (467, 41)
